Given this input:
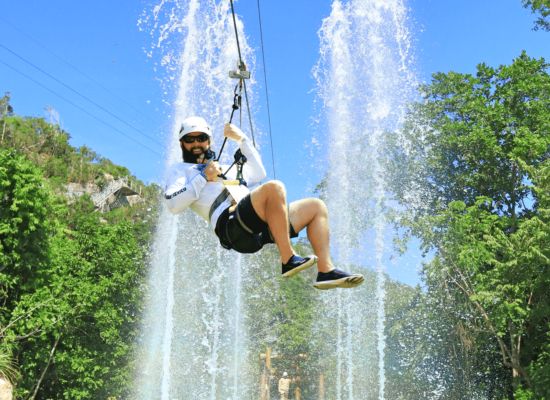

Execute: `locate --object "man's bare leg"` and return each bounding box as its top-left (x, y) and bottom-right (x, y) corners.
top-left (250, 181), bottom-right (294, 263)
top-left (288, 198), bottom-right (334, 273)
top-left (250, 182), bottom-right (363, 288)
top-left (288, 198), bottom-right (364, 289)
top-left (250, 181), bottom-right (334, 271)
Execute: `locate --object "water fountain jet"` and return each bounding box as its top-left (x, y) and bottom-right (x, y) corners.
top-left (315, 0), bottom-right (416, 398)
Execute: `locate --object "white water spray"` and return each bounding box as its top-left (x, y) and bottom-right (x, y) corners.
top-left (160, 214), bottom-right (179, 400)
top-left (133, 0), bottom-right (415, 397)
top-left (315, 0), bottom-right (416, 398)
top-left (134, 1), bottom-right (259, 398)
top-left (232, 253), bottom-right (243, 400)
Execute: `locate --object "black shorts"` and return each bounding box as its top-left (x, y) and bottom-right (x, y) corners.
top-left (215, 193), bottom-right (270, 254)
top-left (215, 193), bottom-right (299, 254)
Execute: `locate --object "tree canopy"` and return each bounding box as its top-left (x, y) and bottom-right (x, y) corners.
top-left (0, 97), bottom-right (162, 399)
top-left (383, 52), bottom-right (550, 398)
top-left (522, 0), bottom-right (550, 31)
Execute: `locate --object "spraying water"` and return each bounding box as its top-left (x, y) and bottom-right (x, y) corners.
top-left (134, 1), bottom-right (259, 398)
top-left (232, 254), bottom-right (243, 399)
top-left (133, 0), bottom-right (415, 398)
top-left (160, 214), bottom-right (179, 400)
top-left (315, 0), bottom-right (415, 398)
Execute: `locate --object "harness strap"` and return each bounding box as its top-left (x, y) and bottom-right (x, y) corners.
top-left (236, 205), bottom-right (254, 234)
top-left (209, 188), bottom-right (230, 222)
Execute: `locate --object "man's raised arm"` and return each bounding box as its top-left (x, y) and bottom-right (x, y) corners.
top-left (239, 135), bottom-right (267, 186)
top-left (223, 123), bottom-right (266, 186)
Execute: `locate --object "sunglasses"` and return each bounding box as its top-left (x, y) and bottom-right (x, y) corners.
top-left (182, 134), bottom-right (209, 144)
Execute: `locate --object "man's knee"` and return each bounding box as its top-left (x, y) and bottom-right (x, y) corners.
top-left (263, 180), bottom-right (286, 198)
top-left (251, 180), bottom-right (285, 205)
top-left (312, 198), bottom-right (328, 216)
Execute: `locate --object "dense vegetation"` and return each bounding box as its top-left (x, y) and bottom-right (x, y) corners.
top-left (382, 51), bottom-right (550, 398)
top-left (380, 4), bottom-right (550, 399)
top-left (0, 96), bottom-right (161, 399)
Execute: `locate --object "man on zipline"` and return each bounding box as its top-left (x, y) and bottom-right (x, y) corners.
top-left (165, 116), bottom-right (363, 290)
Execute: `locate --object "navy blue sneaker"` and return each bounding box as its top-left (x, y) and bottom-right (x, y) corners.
top-left (282, 255), bottom-right (318, 278)
top-left (314, 269), bottom-right (364, 290)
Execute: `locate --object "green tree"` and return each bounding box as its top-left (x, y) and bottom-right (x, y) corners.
top-left (0, 93), bottom-right (13, 143)
top-left (522, 0), bottom-right (550, 32)
top-left (0, 148), bottom-right (50, 386)
top-left (0, 148), bottom-right (149, 399)
top-left (0, 148), bottom-right (51, 281)
top-left (31, 215), bottom-right (145, 399)
top-left (412, 188), bottom-right (550, 397)
top-left (383, 52), bottom-right (550, 247)
top-left (383, 52), bottom-right (550, 397)
top-left (0, 113), bottom-right (132, 188)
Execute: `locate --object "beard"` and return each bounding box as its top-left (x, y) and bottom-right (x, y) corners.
top-left (182, 145), bottom-right (207, 164)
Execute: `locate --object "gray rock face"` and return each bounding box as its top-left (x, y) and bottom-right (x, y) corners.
top-left (126, 194), bottom-right (144, 207)
top-left (62, 177), bottom-right (144, 213)
top-left (62, 182), bottom-right (100, 198)
top-left (0, 378), bottom-right (12, 400)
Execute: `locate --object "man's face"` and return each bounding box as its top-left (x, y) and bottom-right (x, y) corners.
top-left (180, 131), bottom-right (210, 163)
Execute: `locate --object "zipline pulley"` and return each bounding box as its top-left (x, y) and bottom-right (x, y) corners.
top-left (229, 61), bottom-right (250, 80)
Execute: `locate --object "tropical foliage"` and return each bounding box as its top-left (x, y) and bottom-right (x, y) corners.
top-left (0, 97), bottom-right (136, 190)
top-left (383, 52), bottom-right (550, 398)
top-left (0, 98), bottom-right (161, 399)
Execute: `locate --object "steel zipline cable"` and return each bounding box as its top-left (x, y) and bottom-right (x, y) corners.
top-left (0, 59), bottom-right (163, 158)
top-left (0, 16), bottom-right (160, 129)
top-left (229, 0), bottom-right (256, 148)
top-left (1, 5), bottom-right (274, 166)
top-left (0, 44), bottom-right (163, 147)
top-left (255, 0), bottom-right (276, 180)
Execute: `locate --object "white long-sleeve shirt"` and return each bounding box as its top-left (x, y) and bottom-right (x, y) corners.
top-left (164, 136), bottom-right (267, 230)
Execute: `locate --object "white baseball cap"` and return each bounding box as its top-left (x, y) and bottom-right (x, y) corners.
top-left (283, 372), bottom-right (288, 377)
top-left (179, 117), bottom-right (212, 140)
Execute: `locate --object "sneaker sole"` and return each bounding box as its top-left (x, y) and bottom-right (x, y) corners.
top-left (282, 255), bottom-right (318, 278)
top-left (314, 275), bottom-right (364, 290)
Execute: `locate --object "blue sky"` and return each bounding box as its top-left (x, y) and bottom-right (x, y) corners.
top-left (1, 0), bottom-right (548, 286)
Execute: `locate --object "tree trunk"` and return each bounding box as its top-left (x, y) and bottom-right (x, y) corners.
top-left (511, 161), bottom-right (517, 233)
top-left (510, 322), bottom-right (521, 391)
top-left (27, 335), bottom-right (61, 400)
top-left (1, 104), bottom-right (7, 143)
